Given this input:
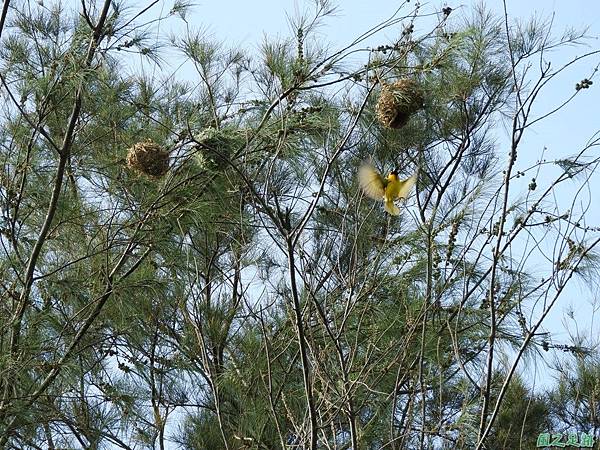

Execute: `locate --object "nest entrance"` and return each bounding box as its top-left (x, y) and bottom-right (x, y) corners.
top-left (126, 140), bottom-right (170, 177)
top-left (376, 78), bottom-right (424, 129)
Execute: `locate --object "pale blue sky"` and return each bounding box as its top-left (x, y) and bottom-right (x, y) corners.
top-left (185, 0), bottom-right (597, 45)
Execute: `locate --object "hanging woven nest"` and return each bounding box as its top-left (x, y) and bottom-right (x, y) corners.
top-left (126, 140), bottom-right (170, 177)
top-left (375, 78), bottom-right (424, 129)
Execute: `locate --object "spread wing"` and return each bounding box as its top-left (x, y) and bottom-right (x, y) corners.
top-left (358, 164), bottom-right (385, 200)
top-left (396, 172), bottom-right (417, 199)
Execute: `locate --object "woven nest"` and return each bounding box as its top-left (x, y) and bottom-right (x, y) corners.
top-left (126, 140), bottom-right (170, 177)
top-left (194, 127), bottom-right (247, 169)
top-left (376, 78), bottom-right (424, 129)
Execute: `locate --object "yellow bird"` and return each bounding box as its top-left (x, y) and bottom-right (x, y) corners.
top-left (358, 163), bottom-right (417, 215)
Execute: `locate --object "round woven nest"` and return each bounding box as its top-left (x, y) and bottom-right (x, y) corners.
top-left (126, 140), bottom-right (170, 177)
top-left (376, 78), bottom-right (424, 129)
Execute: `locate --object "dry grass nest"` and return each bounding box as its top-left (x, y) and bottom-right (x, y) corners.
top-left (126, 140), bottom-right (170, 177)
top-left (376, 78), bottom-right (424, 129)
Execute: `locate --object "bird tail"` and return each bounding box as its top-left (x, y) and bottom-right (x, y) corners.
top-left (384, 200), bottom-right (400, 216)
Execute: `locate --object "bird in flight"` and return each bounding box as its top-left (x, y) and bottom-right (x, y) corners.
top-left (358, 163), bottom-right (417, 215)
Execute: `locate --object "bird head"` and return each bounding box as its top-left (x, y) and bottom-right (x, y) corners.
top-left (387, 170), bottom-right (399, 181)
